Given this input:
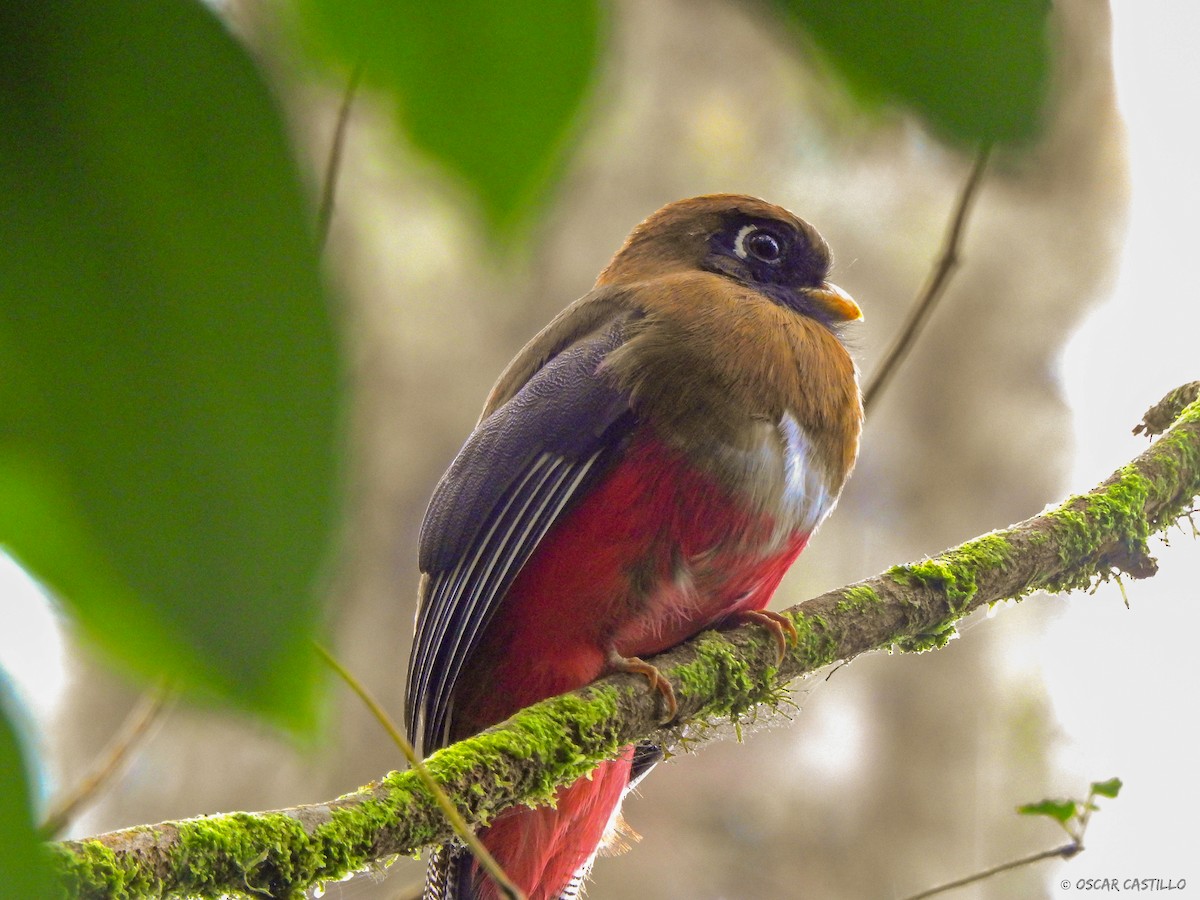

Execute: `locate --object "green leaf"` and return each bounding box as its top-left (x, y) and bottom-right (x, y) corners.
top-left (296, 0), bottom-right (603, 240)
top-left (0, 681), bottom-right (57, 897)
top-left (1017, 799), bottom-right (1079, 824)
top-left (768, 0), bottom-right (1052, 144)
top-left (0, 0), bottom-right (341, 732)
top-left (1091, 777), bottom-right (1123, 799)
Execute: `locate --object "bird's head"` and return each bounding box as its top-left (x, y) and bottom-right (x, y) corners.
top-left (597, 194), bottom-right (862, 328)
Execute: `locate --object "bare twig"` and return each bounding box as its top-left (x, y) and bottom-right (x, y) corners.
top-left (39, 681), bottom-right (171, 840)
top-left (863, 146), bottom-right (991, 412)
top-left (905, 777), bottom-right (1119, 899)
top-left (315, 64), bottom-right (363, 252)
top-left (903, 842), bottom-right (1080, 900)
top-left (314, 643), bottom-right (524, 900)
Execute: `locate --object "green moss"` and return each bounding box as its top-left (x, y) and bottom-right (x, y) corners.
top-left (674, 632), bottom-right (760, 715)
top-left (888, 533), bottom-right (1012, 609)
top-left (52, 839), bottom-right (162, 899)
top-left (320, 804), bottom-right (396, 888)
top-left (421, 686), bottom-right (626, 815)
top-left (887, 533), bottom-right (1013, 653)
top-left (894, 624), bottom-right (958, 653)
top-left (55, 791), bottom-right (403, 900)
top-left (1039, 446), bottom-right (1192, 593)
top-left (1146, 399), bottom-right (1200, 516)
top-left (1040, 471), bottom-right (1152, 592)
top-left (835, 584), bottom-right (883, 614)
top-left (173, 812), bottom-right (317, 898)
top-left (666, 614), bottom-right (839, 723)
top-left (54, 803), bottom-right (396, 900)
top-left (799, 615), bottom-right (840, 674)
top-left (886, 400), bottom-right (1200, 614)
top-left (1016, 401), bottom-right (1200, 595)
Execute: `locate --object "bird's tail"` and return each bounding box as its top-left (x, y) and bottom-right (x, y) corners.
top-left (422, 744), bottom-right (659, 900)
top-left (422, 841), bottom-right (477, 900)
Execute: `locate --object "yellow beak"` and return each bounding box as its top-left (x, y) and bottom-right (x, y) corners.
top-left (806, 281), bottom-right (863, 322)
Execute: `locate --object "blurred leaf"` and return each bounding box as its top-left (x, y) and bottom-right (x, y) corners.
top-left (0, 681), bottom-right (57, 897)
top-left (296, 0), bottom-right (603, 240)
top-left (768, 0), bottom-right (1052, 144)
top-left (0, 0), bottom-right (341, 732)
top-left (1017, 799), bottom-right (1078, 823)
top-left (1091, 777), bottom-right (1123, 799)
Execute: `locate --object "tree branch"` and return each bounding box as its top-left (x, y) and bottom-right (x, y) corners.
top-left (863, 146), bottom-right (991, 413)
top-left (904, 842), bottom-right (1081, 900)
top-left (52, 386), bottom-right (1200, 900)
top-left (314, 64), bottom-right (362, 252)
top-left (39, 682), bottom-right (171, 841)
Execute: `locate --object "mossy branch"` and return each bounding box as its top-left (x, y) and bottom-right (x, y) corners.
top-left (52, 386), bottom-right (1200, 899)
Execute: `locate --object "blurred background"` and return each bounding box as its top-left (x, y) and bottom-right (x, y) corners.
top-left (3, 0), bottom-right (1198, 897)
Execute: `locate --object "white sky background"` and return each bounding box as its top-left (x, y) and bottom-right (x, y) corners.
top-left (1, 1), bottom-right (1199, 890)
top-left (0, 554), bottom-right (65, 721)
top-left (1040, 0), bottom-right (1200, 891)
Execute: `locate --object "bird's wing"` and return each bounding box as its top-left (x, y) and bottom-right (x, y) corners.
top-left (479, 287), bottom-right (630, 421)
top-left (405, 320), bottom-right (638, 753)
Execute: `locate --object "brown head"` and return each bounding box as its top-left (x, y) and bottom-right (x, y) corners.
top-left (596, 194), bottom-right (861, 329)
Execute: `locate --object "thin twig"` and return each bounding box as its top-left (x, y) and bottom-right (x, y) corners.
top-left (903, 842), bottom-right (1080, 900)
top-left (39, 681), bottom-right (172, 840)
top-left (907, 780), bottom-right (1116, 898)
top-left (315, 64), bottom-right (363, 252)
top-left (313, 643), bottom-right (525, 900)
top-left (862, 146), bottom-right (992, 412)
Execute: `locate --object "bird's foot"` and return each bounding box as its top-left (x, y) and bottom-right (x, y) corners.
top-left (726, 609), bottom-right (798, 664)
top-left (606, 649), bottom-right (677, 723)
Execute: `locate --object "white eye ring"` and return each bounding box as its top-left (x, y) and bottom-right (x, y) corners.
top-left (733, 224), bottom-right (757, 260)
top-left (733, 225), bottom-right (783, 263)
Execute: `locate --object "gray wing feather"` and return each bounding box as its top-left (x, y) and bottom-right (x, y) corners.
top-left (405, 327), bottom-right (635, 754)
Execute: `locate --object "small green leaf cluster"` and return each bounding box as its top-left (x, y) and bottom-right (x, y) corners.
top-left (1017, 777), bottom-right (1123, 844)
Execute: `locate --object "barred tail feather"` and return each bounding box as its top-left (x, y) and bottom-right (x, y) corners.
top-left (422, 748), bottom-right (652, 900)
top-left (423, 842), bottom-right (476, 900)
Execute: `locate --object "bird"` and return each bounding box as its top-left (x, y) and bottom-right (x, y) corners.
top-left (405, 194), bottom-right (863, 900)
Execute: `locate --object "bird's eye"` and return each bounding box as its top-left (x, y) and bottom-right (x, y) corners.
top-left (734, 225), bottom-right (784, 264)
top-left (746, 230), bottom-right (782, 261)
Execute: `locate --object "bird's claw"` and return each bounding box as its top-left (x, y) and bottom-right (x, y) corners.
top-left (606, 650), bottom-right (677, 723)
top-left (726, 609), bottom-right (798, 664)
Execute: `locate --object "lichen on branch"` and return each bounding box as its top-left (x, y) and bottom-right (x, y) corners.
top-left (52, 386), bottom-right (1200, 900)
